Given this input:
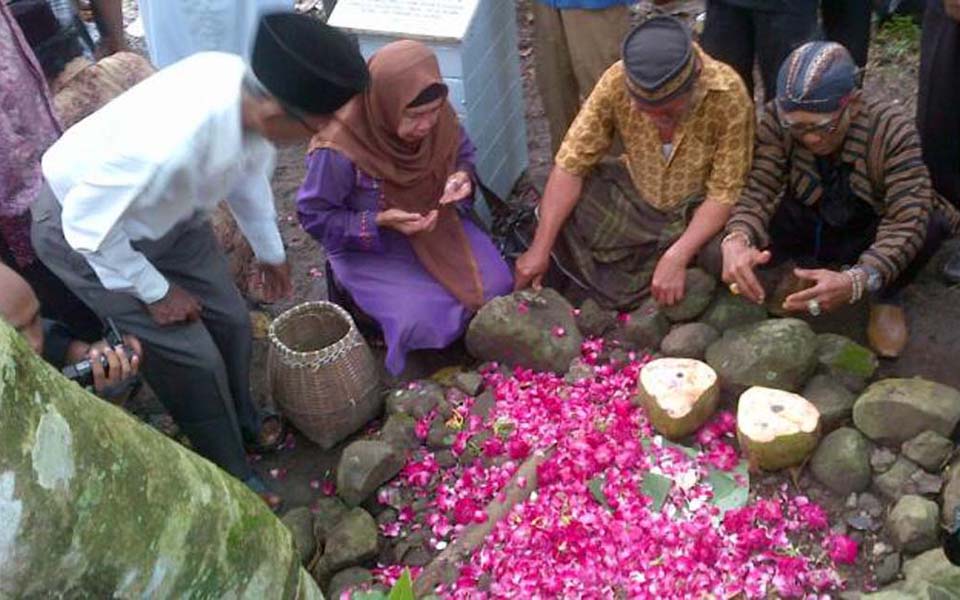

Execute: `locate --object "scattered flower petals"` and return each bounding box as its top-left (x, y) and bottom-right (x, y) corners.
top-left (826, 534), bottom-right (859, 565)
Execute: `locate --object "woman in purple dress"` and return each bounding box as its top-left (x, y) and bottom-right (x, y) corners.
top-left (297, 40), bottom-right (513, 375)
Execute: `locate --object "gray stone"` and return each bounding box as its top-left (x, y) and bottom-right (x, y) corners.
top-left (699, 289), bottom-right (768, 332)
top-left (942, 458), bottom-right (960, 531)
top-left (381, 413), bottom-right (419, 451)
top-left (875, 552), bottom-right (902, 586)
top-left (453, 371), bottom-right (484, 396)
top-left (859, 492), bottom-right (884, 518)
top-left (337, 441), bottom-right (406, 507)
top-left (817, 333), bottom-right (879, 381)
top-left (401, 544), bottom-right (433, 567)
top-left (375, 508), bottom-right (398, 528)
top-left (887, 495), bottom-right (941, 554)
top-left (902, 431), bottom-right (954, 473)
top-left (312, 497), bottom-right (349, 544)
top-left (328, 567), bottom-right (373, 600)
top-left (803, 374), bottom-right (857, 431)
top-left (662, 268), bottom-right (717, 322)
top-left (660, 322), bottom-right (720, 360)
top-left (471, 390), bottom-right (496, 420)
top-left (427, 419), bottom-right (456, 450)
top-left (386, 381), bottom-right (445, 419)
top-left (875, 456), bottom-right (923, 502)
top-left (872, 447), bottom-right (899, 473)
top-left (322, 508), bottom-right (379, 572)
top-left (466, 288), bottom-right (583, 373)
top-left (608, 298), bottom-right (670, 351)
top-left (281, 507), bottom-right (317, 565)
top-left (853, 378), bottom-right (960, 447)
top-left (704, 318), bottom-right (818, 392)
top-left (910, 470), bottom-right (944, 496)
top-left (576, 298), bottom-right (618, 338)
top-left (811, 427), bottom-right (872, 495)
top-left (436, 450), bottom-right (457, 468)
top-left (847, 513), bottom-right (881, 532)
top-left (564, 357), bottom-right (595, 384)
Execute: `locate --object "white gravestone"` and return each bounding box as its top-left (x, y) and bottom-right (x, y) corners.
top-left (330, 0), bottom-right (529, 220)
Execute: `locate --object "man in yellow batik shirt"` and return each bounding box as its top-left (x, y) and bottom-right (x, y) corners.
top-left (515, 16), bottom-right (754, 311)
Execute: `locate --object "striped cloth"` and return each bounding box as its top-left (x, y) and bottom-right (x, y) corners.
top-left (726, 99), bottom-right (960, 287)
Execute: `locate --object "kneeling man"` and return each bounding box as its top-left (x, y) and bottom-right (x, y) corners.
top-left (515, 16), bottom-right (754, 310)
top-left (721, 42), bottom-right (960, 357)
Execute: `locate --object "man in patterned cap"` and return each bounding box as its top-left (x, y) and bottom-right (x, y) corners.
top-left (515, 16), bottom-right (754, 311)
top-left (722, 41), bottom-right (960, 358)
top-left (31, 11), bottom-right (369, 508)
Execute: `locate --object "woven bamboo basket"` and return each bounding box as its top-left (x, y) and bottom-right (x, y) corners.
top-left (267, 302), bottom-right (381, 449)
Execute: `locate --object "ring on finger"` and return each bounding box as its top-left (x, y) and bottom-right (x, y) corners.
top-left (729, 283), bottom-right (740, 296)
top-left (807, 299), bottom-right (822, 317)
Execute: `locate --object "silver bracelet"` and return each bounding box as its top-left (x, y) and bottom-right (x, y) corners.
top-left (721, 231), bottom-right (753, 248)
top-left (845, 267), bottom-right (864, 304)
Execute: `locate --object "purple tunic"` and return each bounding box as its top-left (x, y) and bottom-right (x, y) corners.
top-left (297, 128), bottom-right (514, 375)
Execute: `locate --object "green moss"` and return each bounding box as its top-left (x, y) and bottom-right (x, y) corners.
top-left (0, 321), bottom-right (315, 598)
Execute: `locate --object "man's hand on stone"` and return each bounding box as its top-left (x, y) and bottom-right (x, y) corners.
top-left (651, 250), bottom-right (688, 306)
top-left (257, 261), bottom-right (293, 303)
top-left (781, 268), bottom-right (853, 314)
top-left (148, 284), bottom-right (202, 325)
top-left (514, 247), bottom-right (549, 291)
top-left (721, 238), bottom-right (771, 304)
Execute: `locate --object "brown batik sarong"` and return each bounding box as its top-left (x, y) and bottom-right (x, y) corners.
top-left (554, 160), bottom-right (704, 311)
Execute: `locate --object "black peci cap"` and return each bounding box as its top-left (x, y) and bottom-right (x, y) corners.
top-left (621, 16), bottom-right (698, 106)
top-left (252, 12), bottom-right (369, 115)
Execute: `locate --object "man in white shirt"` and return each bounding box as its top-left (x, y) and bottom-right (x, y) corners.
top-left (31, 12), bottom-right (369, 507)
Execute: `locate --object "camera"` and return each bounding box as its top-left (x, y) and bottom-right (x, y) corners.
top-left (62, 318), bottom-right (133, 388)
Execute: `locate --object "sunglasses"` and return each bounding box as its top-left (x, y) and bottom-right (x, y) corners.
top-left (777, 102), bottom-right (849, 136)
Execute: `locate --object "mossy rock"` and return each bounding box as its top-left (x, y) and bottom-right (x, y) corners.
top-left (466, 288), bottom-right (583, 373)
top-left (0, 320), bottom-right (320, 598)
top-left (705, 318), bottom-right (818, 392)
top-left (853, 378), bottom-right (960, 447)
top-left (661, 268), bottom-right (717, 322)
top-left (817, 333), bottom-right (879, 380)
top-left (608, 298), bottom-right (670, 351)
top-left (699, 288), bottom-right (768, 332)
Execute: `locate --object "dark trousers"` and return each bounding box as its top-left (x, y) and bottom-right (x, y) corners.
top-left (0, 228), bottom-right (101, 341)
top-left (701, 0), bottom-right (819, 101)
top-left (821, 0), bottom-right (872, 67)
top-left (918, 0), bottom-right (960, 206)
top-left (768, 198), bottom-right (951, 300)
top-left (30, 187), bottom-right (259, 481)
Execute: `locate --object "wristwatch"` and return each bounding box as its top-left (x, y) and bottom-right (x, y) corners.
top-left (861, 265), bottom-right (882, 293)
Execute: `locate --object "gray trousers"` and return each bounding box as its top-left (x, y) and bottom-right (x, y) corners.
top-left (30, 186), bottom-right (258, 480)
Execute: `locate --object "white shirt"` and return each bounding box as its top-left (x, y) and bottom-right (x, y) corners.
top-left (42, 52), bottom-right (285, 304)
top-left (139, 0), bottom-right (293, 68)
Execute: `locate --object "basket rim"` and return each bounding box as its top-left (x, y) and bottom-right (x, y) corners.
top-left (268, 301), bottom-right (360, 359)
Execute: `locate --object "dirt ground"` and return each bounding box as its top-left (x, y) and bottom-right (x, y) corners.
top-left (120, 0), bottom-right (960, 592)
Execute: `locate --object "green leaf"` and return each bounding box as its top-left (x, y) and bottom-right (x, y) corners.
top-left (706, 460), bottom-right (749, 514)
top-left (588, 475), bottom-right (610, 510)
top-left (388, 569), bottom-right (414, 600)
top-left (640, 472), bottom-right (672, 512)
